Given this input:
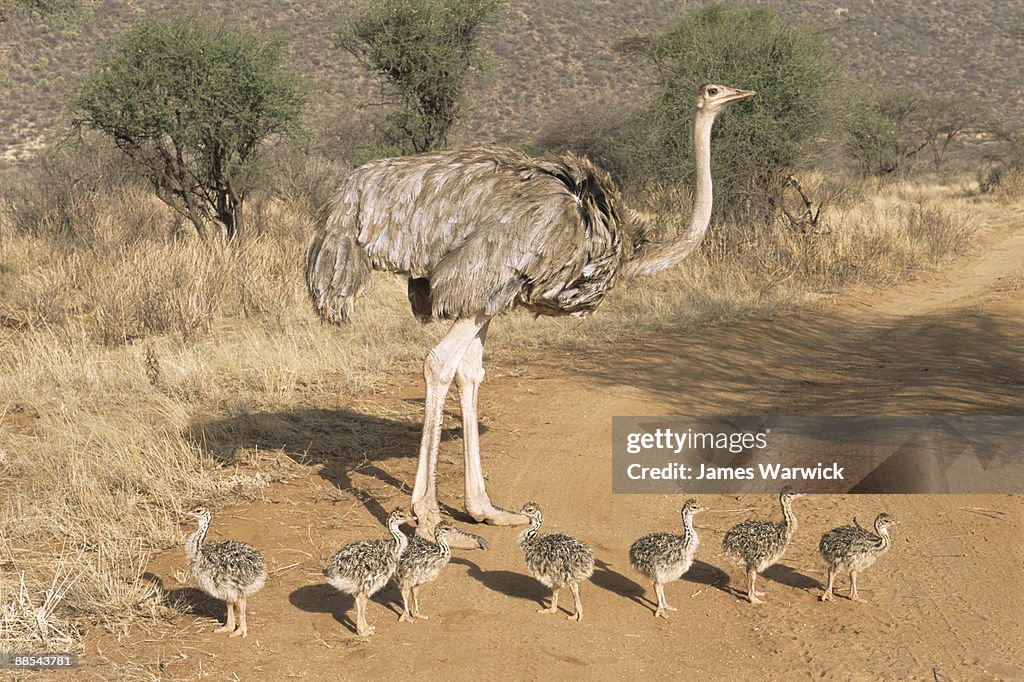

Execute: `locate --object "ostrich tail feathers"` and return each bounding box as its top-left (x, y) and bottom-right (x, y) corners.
top-left (304, 202), bottom-right (372, 324)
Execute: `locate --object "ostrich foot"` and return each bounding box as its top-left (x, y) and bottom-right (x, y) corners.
top-left (214, 624), bottom-right (234, 634)
top-left (849, 594), bottom-right (867, 603)
top-left (820, 591), bottom-right (834, 602)
top-left (747, 593), bottom-right (765, 605)
top-left (399, 611), bottom-right (415, 623)
top-left (414, 612), bottom-right (429, 620)
top-left (467, 503), bottom-right (529, 527)
top-left (437, 526), bottom-right (492, 550)
top-left (538, 605), bottom-right (559, 614)
top-left (411, 502), bottom-right (443, 539)
top-left (356, 625), bottom-right (376, 637)
top-left (229, 627), bottom-right (247, 638)
top-left (655, 608), bottom-right (670, 619)
top-left (567, 611), bottom-right (582, 622)
top-left (663, 604), bottom-right (678, 611)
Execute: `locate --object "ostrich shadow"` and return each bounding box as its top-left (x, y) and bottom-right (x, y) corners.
top-left (290, 582), bottom-right (404, 634)
top-left (187, 406), bottom-right (487, 526)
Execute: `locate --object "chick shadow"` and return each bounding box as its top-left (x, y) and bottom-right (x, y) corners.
top-left (289, 583), bottom-right (404, 635)
top-left (142, 572), bottom-right (224, 621)
top-left (454, 556), bottom-right (549, 607)
top-left (590, 558), bottom-right (646, 607)
top-left (187, 406), bottom-right (486, 526)
top-left (762, 563), bottom-right (821, 593)
top-left (686, 560), bottom-right (732, 592)
top-left (612, 560), bottom-right (732, 613)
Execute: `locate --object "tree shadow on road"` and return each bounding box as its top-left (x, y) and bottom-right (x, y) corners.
top-left (188, 405), bottom-right (488, 526)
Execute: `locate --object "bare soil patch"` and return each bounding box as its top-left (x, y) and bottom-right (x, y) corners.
top-left (76, 215), bottom-right (1024, 680)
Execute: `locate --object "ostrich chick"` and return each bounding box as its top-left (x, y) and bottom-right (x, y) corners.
top-left (722, 486), bottom-right (805, 604)
top-left (518, 502), bottom-right (594, 622)
top-left (629, 498), bottom-right (708, 618)
top-left (184, 506), bottom-right (267, 638)
top-left (324, 509), bottom-right (410, 636)
top-left (394, 521), bottom-right (488, 622)
top-left (819, 513), bottom-right (899, 602)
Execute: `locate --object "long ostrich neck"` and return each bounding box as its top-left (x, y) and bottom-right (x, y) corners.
top-left (682, 511), bottom-right (697, 538)
top-left (780, 496), bottom-right (797, 538)
top-left (186, 516), bottom-right (208, 562)
top-left (435, 531), bottom-right (452, 560)
top-left (390, 518), bottom-right (409, 559)
top-left (518, 514), bottom-right (542, 546)
top-left (623, 110), bottom-right (718, 278)
top-left (874, 518), bottom-right (892, 552)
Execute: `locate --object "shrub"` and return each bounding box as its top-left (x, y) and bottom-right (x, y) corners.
top-left (72, 14), bottom-right (305, 241)
top-left (338, 0), bottom-right (503, 154)
top-left (843, 86), bottom-right (980, 176)
top-left (610, 3), bottom-right (837, 220)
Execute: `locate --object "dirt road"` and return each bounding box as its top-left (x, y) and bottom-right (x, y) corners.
top-left (85, 210), bottom-right (1024, 680)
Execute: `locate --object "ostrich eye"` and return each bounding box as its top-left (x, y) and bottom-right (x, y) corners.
top-left (707, 87), bottom-right (719, 96)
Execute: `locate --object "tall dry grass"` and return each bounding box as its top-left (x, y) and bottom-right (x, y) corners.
top-left (0, 150), bottom-right (998, 652)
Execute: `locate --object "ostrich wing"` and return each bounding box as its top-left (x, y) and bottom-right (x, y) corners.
top-left (310, 145), bottom-right (624, 321)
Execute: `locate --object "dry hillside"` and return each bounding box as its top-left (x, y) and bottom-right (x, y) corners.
top-left (1, 0), bottom-right (1020, 165)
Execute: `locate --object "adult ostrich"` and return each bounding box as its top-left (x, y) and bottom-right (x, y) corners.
top-left (306, 83), bottom-right (754, 544)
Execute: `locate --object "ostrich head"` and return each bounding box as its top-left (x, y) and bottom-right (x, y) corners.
top-left (183, 505), bottom-right (211, 524)
top-left (696, 83), bottom-right (756, 115)
top-left (434, 521), bottom-right (457, 540)
top-left (518, 502), bottom-right (543, 524)
top-left (874, 513), bottom-right (899, 534)
top-left (681, 498), bottom-right (709, 517)
top-left (387, 509), bottom-right (412, 526)
top-left (780, 485), bottom-right (806, 502)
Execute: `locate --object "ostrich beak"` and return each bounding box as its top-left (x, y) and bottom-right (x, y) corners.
top-left (727, 89), bottom-right (757, 102)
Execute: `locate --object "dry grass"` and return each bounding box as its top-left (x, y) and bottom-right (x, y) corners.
top-left (493, 177), bottom-right (979, 349)
top-left (988, 168), bottom-right (1024, 204)
top-left (0, 161), bottom-right (998, 653)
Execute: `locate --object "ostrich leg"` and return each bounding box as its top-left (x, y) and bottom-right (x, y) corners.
top-left (411, 315), bottom-right (491, 537)
top-left (456, 323), bottom-right (528, 529)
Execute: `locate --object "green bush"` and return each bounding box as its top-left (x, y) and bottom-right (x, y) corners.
top-left (610, 3), bottom-right (837, 220)
top-left (72, 14), bottom-right (305, 241)
top-left (338, 0), bottom-right (503, 154)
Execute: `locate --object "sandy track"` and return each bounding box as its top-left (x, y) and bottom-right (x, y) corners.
top-left (83, 215), bottom-right (1024, 680)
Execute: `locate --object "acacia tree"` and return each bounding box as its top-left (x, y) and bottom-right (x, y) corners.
top-left (73, 15), bottom-right (304, 240)
top-left (844, 87), bottom-right (928, 176)
top-left (914, 97), bottom-right (975, 169)
top-left (845, 87), bottom-right (979, 176)
top-left (614, 3), bottom-right (837, 220)
top-left (338, 0), bottom-right (502, 154)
